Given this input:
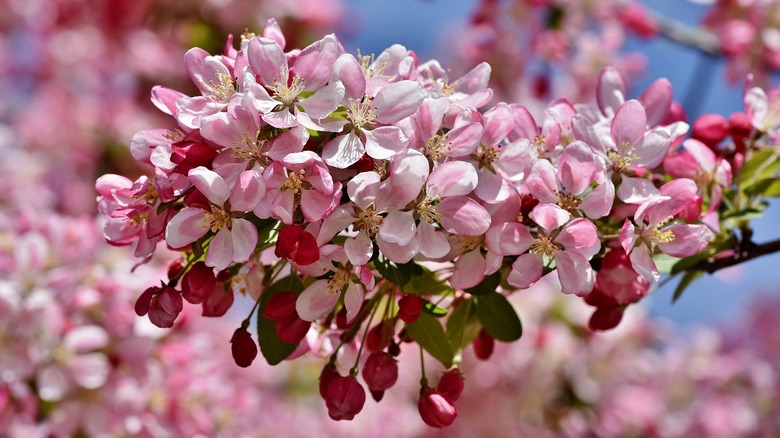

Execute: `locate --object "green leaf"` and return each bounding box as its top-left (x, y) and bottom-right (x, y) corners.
top-left (256, 274), bottom-right (305, 365)
top-left (653, 254), bottom-right (681, 275)
top-left (672, 270), bottom-right (703, 303)
top-left (405, 311), bottom-right (454, 368)
top-left (723, 206), bottom-right (767, 222)
top-left (446, 299), bottom-right (480, 350)
top-left (670, 237), bottom-right (736, 275)
top-left (744, 178), bottom-right (780, 198)
top-left (740, 148), bottom-right (777, 185)
top-left (423, 301), bottom-right (448, 317)
top-left (464, 272), bottom-right (501, 296)
top-left (374, 256), bottom-right (414, 286)
top-left (402, 267), bottom-right (454, 296)
top-left (475, 292), bottom-right (523, 342)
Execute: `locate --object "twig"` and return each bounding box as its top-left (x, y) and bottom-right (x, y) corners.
top-left (691, 237), bottom-right (780, 274)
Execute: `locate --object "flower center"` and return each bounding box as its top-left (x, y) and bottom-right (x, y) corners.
top-left (476, 145), bottom-right (498, 169)
top-left (358, 50), bottom-right (388, 79)
top-left (232, 132), bottom-right (268, 164)
top-left (647, 216), bottom-right (676, 244)
top-left (609, 141), bottom-right (639, 174)
top-left (205, 205), bottom-right (232, 232)
top-left (348, 98), bottom-right (378, 130)
top-left (207, 71), bottom-right (236, 103)
top-left (416, 196), bottom-right (441, 224)
top-left (271, 73), bottom-right (305, 108)
top-left (530, 234), bottom-right (559, 257)
top-left (425, 134), bottom-right (449, 161)
top-left (556, 191), bottom-right (581, 214)
top-left (354, 205), bottom-right (384, 237)
top-left (280, 169), bottom-right (308, 194)
top-left (328, 269), bottom-right (352, 294)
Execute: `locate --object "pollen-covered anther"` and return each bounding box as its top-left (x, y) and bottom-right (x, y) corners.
top-left (271, 73), bottom-right (304, 108)
top-left (241, 29), bottom-right (256, 40)
top-left (128, 211), bottom-right (149, 226)
top-left (556, 191), bottom-right (581, 214)
top-left (609, 141), bottom-right (639, 174)
top-left (207, 71), bottom-right (236, 102)
top-left (357, 49), bottom-right (388, 79)
top-left (328, 269), bottom-right (351, 294)
top-left (425, 134), bottom-right (449, 161)
top-left (280, 169), bottom-right (308, 194)
top-left (232, 132), bottom-right (266, 163)
top-left (477, 145), bottom-right (498, 168)
top-left (416, 197), bottom-right (441, 224)
top-left (648, 216), bottom-right (676, 244)
top-left (348, 98), bottom-right (378, 130)
top-left (530, 234), bottom-right (559, 257)
top-left (163, 129), bottom-right (185, 142)
top-left (354, 206), bottom-right (383, 237)
top-left (205, 205), bottom-right (232, 232)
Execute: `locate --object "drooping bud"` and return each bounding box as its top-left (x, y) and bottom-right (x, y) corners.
top-left (473, 328), bottom-right (495, 361)
top-left (148, 286), bottom-right (183, 328)
top-left (365, 320), bottom-right (395, 352)
top-left (418, 390), bottom-right (457, 428)
top-left (181, 262), bottom-right (217, 304)
top-left (588, 305), bottom-right (625, 331)
top-left (361, 352), bottom-right (399, 392)
top-left (324, 375), bottom-right (366, 421)
top-left (274, 313), bottom-right (311, 344)
top-left (319, 364), bottom-right (339, 398)
top-left (135, 286), bottom-right (158, 317)
top-left (275, 225), bottom-right (320, 266)
top-left (692, 114), bottom-right (729, 149)
top-left (436, 369), bottom-right (465, 403)
top-left (230, 327), bottom-right (258, 368)
top-left (619, 3), bottom-right (659, 38)
top-left (167, 259), bottom-right (184, 280)
top-left (398, 295), bottom-right (424, 324)
top-left (202, 286), bottom-right (234, 317)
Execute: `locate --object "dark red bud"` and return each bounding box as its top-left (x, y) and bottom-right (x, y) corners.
top-left (148, 287), bottom-right (183, 328)
top-left (365, 320), bottom-right (395, 353)
top-left (167, 259), bottom-right (184, 280)
top-left (473, 328), bottom-right (495, 361)
top-left (319, 364), bottom-right (339, 398)
top-left (398, 295), bottom-right (424, 324)
top-left (436, 369), bottom-right (465, 403)
top-left (325, 375), bottom-right (366, 421)
top-left (170, 141), bottom-right (218, 175)
top-left (230, 327), bottom-right (258, 368)
top-left (370, 389), bottom-right (385, 402)
top-left (135, 286), bottom-right (158, 317)
top-left (275, 225), bottom-right (320, 266)
top-left (275, 313), bottom-right (311, 344)
top-left (361, 352), bottom-right (399, 392)
top-left (202, 287), bottom-right (234, 317)
top-left (263, 290), bottom-right (298, 320)
top-left (588, 305), bottom-right (626, 331)
top-left (418, 390), bottom-right (457, 428)
top-left (728, 112), bottom-right (752, 141)
top-left (181, 262), bottom-right (217, 305)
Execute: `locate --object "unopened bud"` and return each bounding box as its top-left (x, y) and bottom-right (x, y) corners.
top-left (362, 352), bottom-right (399, 392)
top-left (263, 290), bottom-right (298, 320)
top-left (588, 305), bottom-right (625, 331)
top-left (398, 295), bottom-right (424, 324)
top-left (230, 327), bottom-right (258, 368)
top-left (473, 328), bottom-right (495, 361)
top-left (418, 390), bottom-right (457, 428)
top-left (324, 375), bottom-right (366, 421)
top-left (436, 369), bottom-right (465, 403)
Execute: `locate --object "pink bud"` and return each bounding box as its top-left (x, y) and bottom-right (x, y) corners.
top-left (274, 313), bottom-right (311, 344)
top-left (202, 286), bottom-right (234, 317)
top-left (230, 327), bottom-right (258, 368)
top-left (148, 287), bottom-right (183, 328)
top-left (473, 328), bottom-right (495, 361)
top-left (692, 114), bottom-right (729, 149)
top-left (588, 305), bottom-right (625, 331)
top-left (619, 3), bottom-right (659, 38)
top-left (398, 295), bottom-right (424, 324)
top-left (181, 262), bottom-right (217, 304)
top-left (418, 390), bottom-right (457, 428)
top-left (325, 375), bottom-right (366, 421)
top-left (263, 290), bottom-right (298, 320)
top-left (170, 140), bottom-right (218, 175)
top-left (361, 352), bottom-right (399, 392)
top-left (275, 225), bottom-right (320, 266)
top-left (436, 369), bottom-right (465, 403)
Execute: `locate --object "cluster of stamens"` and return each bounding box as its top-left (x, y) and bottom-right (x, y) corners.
top-left (425, 134), bottom-right (449, 161)
top-left (271, 72), bottom-right (304, 108)
top-left (348, 98), bottom-right (378, 130)
top-left (354, 205), bottom-right (384, 237)
top-left (207, 71), bottom-right (236, 102)
top-left (328, 269), bottom-right (352, 294)
top-left (163, 129), bottom-right (185, 142)
top-left (530, 234), bottom-right (559, 257)
top-left (357, 50), bottom-right (387, 79)
top-left (280, 169), bottom-right (307, 194)
top-left (556, 191), bottom-right (581, 214)
top-left (205, 205), bottom-right (232, 232)
top-left (476, 144), bottom-right (498, 168)
top-left (609, 141), bottom-right (639, 174)
top-left (647, 216), bottom-right (676, 244)
top-left (232, 132), bottom-right (267, 164)
top-left (416, 196), bottom-right (441, 224)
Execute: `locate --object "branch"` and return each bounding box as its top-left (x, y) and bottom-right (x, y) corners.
top-left (691, 237), bottom-right (780, 274)
top-left (648, 9), bottom-right (722, 57)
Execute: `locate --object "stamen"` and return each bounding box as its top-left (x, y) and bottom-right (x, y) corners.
top-left (347, 98), bottom-right (378, 130)
top-left (280, 169), bottom-right (307, 194)
top-left (207, 71), bottom-right (236, 102)
top-left (354, 205), bottom-right (383, 237)
top-left (529, 234), bottom-right (559, 257)
top-left (328, 269), bottom-right (351, 294)
top-left (416, 196), bottom-right (441, 224)
top-left (204, 205), bottom-right (232, 232)
top-left (556, 191), bottom-right (581, 214)
top-left (425, 134), bottom-right (449, 161)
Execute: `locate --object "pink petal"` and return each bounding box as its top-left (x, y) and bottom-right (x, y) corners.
top-left (482, 102), bottom-right (514, 146)
top-left (474, 170), bottom-right (512, 203)
top-left (617, 175), bottom-right (659, 204)
top-left (189, 167), bottom-right (229, 206)
top-left (629, 245), bottom-right (659, 283)
top-left (417, 221), bottom-right (450, 259)
top-left (151, 86), bottom-right (186, 116)
top-left (246, 37), bottom-right (288, 86)
top-left (524, 160), bottom-right (558, 204)
top-left (438, 196), bottom-right (491, 236)
top-left (634, 129), bottom-right (671, 168)
top-left (206, 228), bottom-right (234, 271)
top-left (322, 132), bottom-right (365, 169)
top-left (658, 224), bottom-right (713, 258)
top-left (445, 121), bottom-right (484, 157)
top-left (230, 218), bottom-right (259, 263)
top-left (427, 161), bottom-right (478, 198)
top-left (485, 222), bottom-right (533, 256)
top-left (580, 180), bottom-right (615, 219)
top-left (333, 54), bottom-right (366, 101)
top-left (363, 126), bottom-right (409, 160)
top-left (555, 251), bottom-right (594, 296)
top-left (301, 188), bottom-right (340, 223)
top-left (296, 279), bottom-right (339, 321)
top-left (558, 141), bottom-right (599, 195)
top-left (379, 211), bottom-right (416, 245)
top-left (611, 100), bottom-right (647, 147)
top-left (529, 204), bottom-right (570, 233)
top-left (166, 207), bottom-right (208, 248)
top-left (639, 78), bottom-right (672, 127)
top-left (507, 253), bottom-right (543, 289)
top-left (449, 249), bottom-right (487, 289)
top-left (262, 108), bottom-right (298, 129)
top-left (376, 238), bottom-right (419, 264)
top-left (300, 80), bottom-right (345, 119)
top-left (373, 81), bottom-right (424, 124)
top-left (597, 67), bottom-right (626, 117)
top-left (345, 232), bottom-right (373, 266)
top-left (293, 34), bottom-right (342, 90)
top-left (230, 170), bottom-right (265, 211)
top-left (620, 219), bottom-right (636, 254)
top-left (343, 283), bottom-right (365, 324)
top-left (555, 218), bottom-right (598, 250)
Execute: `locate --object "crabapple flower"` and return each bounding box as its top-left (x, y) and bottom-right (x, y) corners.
top-left (506, 204), bottom-right (600, 296)
top-left (166, 167), bottom-right (264, 270)
top-left (620, 179), bottom-right (715, 282)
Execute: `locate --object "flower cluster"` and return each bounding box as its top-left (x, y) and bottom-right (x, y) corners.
top-left (96, 20), bottom-right (780, 427)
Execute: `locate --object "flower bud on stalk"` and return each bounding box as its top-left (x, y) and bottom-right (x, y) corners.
top-left (418, 390), bottom-right (457, 428)
top-left (230, 327), bottom-right (258, 368)
top-left (324, 375), bottom-right (366, 421)
top-left (473, 328), bottom-right (495, 360)
top-left (397, 295), bottom-right (424, 324)
top-left (436, 369), bottom-right (465, 403)
top-left (361, 352), bottom-right (399, 392)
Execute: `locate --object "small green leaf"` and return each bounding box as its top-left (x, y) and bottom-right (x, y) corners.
top-left (670, 237), bottom-right (736, 275)
top-left (405, 312), bottom-right (454, 368)
top-left (464, 272), bottom-right (501, 296)
top-left (374, 256), bottom-right (413, 286)
top-left (446, 299), bottom-right (480, 350)
top-left (740, 148), bottom-right (777, 184)
top-left (744, 178), bottom-right (780, 198)
top-left (723, 206), bottom-right (767, 222)
top-left (256, 274), bottom-right (306, 365)
top-left (672, 270), bottom-right (703, 303)
top-left (653, 254), bottom-right (681, 275)
top-left (475, 292), bottom-right (523, 342)
top-left (423, 301), bottom-right (448, 317)
top-left (402, 267), bottom-right (454, 296)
